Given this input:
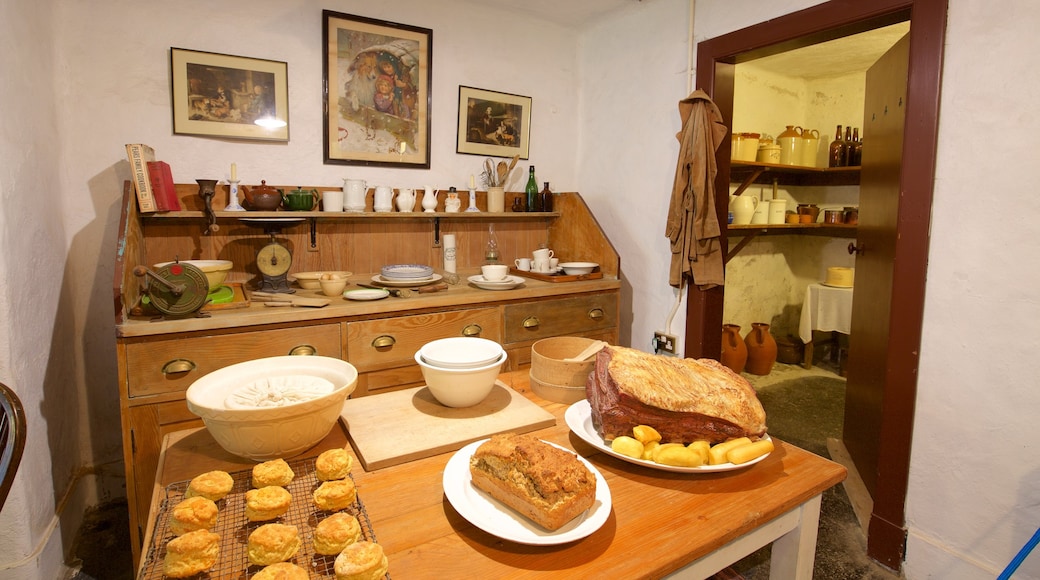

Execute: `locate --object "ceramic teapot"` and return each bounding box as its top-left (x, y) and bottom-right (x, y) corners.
top-left (241, 180), bottom-right (283, 211)
top-left (395, 188), bottom-right (416, 212)
top-left (282, 187), bottom-right (318, 211)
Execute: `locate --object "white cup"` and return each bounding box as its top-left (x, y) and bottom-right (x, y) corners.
top-left (549, 257), bottom-right (559, 271)
top-left (322, 189), bottom-right (344, 212)
top-left (481, 264), bottom-right (509, 281)
top-left (768, 199), bottom-right (788, 224)
top-left (533, 259), bottom-right (550, 273)
top-left (514, 258), bottom-right (532, 271)
top-left (532, 248), bottom-right (554, 263)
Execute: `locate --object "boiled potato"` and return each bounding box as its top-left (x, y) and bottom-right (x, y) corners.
top-left (727, 439), bottom-right (774, 465)
top-left (655, 445), bottom-right (707, 467)
top-left (650, 443), bottom-right (686, 463)
top-left (610, 436), bottom-right (644, 459)
top-left (632, 425), bottom-right (662, 445)
top-left (708, 437), bottom-right (752, 465)
top-left (687, 440), bottom-right (710, 465)
top-left (641, 440), bottom-right (660, 461)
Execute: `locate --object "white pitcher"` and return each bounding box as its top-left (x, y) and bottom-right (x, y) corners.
top-left (374, 185), bottom-right (394, 212)
top-left (395, 188), bottom-right (416, 212)
top-left (730, 194), bottom-right (758, 225)
top-left (343, 178), bottom-right (367, 213)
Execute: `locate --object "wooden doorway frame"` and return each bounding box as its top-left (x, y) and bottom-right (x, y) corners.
top-left (686, 0), bottom-right (947, 569)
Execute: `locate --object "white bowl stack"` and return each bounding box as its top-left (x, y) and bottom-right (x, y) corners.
top-left (415, 337), bottom-right (507, 407)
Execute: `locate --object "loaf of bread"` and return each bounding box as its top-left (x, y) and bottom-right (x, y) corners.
top-left (468, 433), bottom-right (596, 531)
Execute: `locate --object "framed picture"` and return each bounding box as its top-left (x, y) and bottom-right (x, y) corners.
top-left (456, 86), bottom-right (531, 159)
top-left (323, 10), bottom-right (432, 168)
top-left (169, 48), bottom-right (289, 141)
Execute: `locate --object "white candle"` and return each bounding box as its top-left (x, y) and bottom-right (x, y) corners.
top-left (230, 163), bottom-right (237, 181)
top-left (469, 174), bottom-right (475, 189)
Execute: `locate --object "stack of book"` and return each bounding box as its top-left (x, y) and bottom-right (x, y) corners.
top-left (125, 143), bottom-right (182, 213)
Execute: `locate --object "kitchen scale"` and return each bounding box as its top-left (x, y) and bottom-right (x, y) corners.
top-left (133, 261), bottom-right (210, 319)
top-left (242, 218), bottom-right (303, 294)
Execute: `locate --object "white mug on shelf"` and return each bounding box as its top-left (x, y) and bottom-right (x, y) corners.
top-left (514, 258), bottom-right (532, 271)
top-left (322, 189), bottom-right (344, 212)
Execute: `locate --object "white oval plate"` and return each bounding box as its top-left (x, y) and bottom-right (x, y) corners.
top-left (443, 438), bottom-right (611, 545)
top-left (381, 263), bottom-right (434, 279)
top-left (468, 275), bottom-right (524, 290)
top-left (565, 400), bottom-right (771, 473)
top-left (370, 273), bottom-right (442, 287)
top-left (343, 288), bottom-right (389, 301)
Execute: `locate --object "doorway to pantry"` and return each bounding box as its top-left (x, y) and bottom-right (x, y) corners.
top-left (685, 0), bottom-right (947, 570)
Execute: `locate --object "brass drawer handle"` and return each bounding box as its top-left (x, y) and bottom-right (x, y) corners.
top-left (522, 316), bottom-right (540, 329)
top-left (588, 308), bottom-right (605, 320)
top-left (461, 324), bottom-right (482, 337)
top-left (288, 344), bottom-right (316, 356)
top-left (161, 359), bottom-right (196, 375)
top-left (372, 335), bottom-right (396, 348)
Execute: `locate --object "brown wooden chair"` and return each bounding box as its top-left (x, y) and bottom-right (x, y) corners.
top-left (0, 381), bottom-right (25, 509)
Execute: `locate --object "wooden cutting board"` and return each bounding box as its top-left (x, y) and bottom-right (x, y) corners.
top-left (340, 382), bottom-right (556, 470)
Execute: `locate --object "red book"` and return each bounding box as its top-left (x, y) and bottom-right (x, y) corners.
top-left (146, 160), bottom-right (182, 211)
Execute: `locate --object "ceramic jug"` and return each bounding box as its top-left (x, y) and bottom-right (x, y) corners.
top-left (374, 186), bottom-right (394, 212)
top-left (800, 129), bottom-right (820, 167)
top-left (396, 188), bottom-right (416, 212)
top-left (777, 125), bottom-right (804, 166)
top-left (720, 324), bottom-right (748, 374)
top-left (744, 322), bottom-right (778, 375)
top-left (730, 195), bottom-right (758, 225)
top-left (343, 178), bottom-right (367, 213)
top-left (421, 186), bottom-right (438, 212)
top-left (751, 195), bottom-right (770, 224)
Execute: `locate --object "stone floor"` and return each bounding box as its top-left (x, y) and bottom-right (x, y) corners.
top-left (68, 357), bottom-right (904, 579)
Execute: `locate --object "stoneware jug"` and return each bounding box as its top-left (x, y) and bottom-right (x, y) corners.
top-left (720, 324), bottom-right (748, 374)
top-left (730, 195), bottom-right (758, 225)
top-left (800, 129), bottom-right (820, 167)
top-left (744, 322), bottom-right (778, 375)
top-left (777, 125), bottom-right (804, 166)
top-left (373, 185), bottom-right (394, 213)
top-left (343, 178), bottom-right (367, 213)
top-left (395, 188), bottom-right (416, 212)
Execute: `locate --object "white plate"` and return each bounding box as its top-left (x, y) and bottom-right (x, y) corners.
top-left (565, 400), bottom-right (772, 473)
top-left (381, 264), bottom-right (435, 279)
top-left (468, 275), bottom-right (524, 290)
top-left (370, 273), bottom-right (443, 287)
top-left (344, 288), bottom-right (389, 301)
top-left (443, 439), bottom-right (611, 545)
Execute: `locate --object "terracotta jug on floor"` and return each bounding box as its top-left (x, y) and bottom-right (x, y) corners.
top-left (720, 324), bottom-right (748, 374)
top-left (744, 322), bottom-right (778, 375)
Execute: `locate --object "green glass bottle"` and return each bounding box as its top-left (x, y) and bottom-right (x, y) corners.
top-left (525, 166), bottom-right (540, 212)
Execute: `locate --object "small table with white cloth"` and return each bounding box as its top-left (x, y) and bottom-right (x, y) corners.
top-left (798, 283), bottom-right (854, 369)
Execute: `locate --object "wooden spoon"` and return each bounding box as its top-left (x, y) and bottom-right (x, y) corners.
top-left (496, 161), bottom-right (508, 185)
top-left (563, 340), bottom-right (608, 363)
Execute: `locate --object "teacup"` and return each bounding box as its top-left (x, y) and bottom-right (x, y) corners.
top-left (549, 257), bottom-right (559, 271)
top-left (514, 258), bottom-right (532, 271)
top-left (481, 264), bottom-right (509, 281)
top-left (532, 248), bottom-right (554, 263)
top-left (533, 259), bottom-right (550, 273)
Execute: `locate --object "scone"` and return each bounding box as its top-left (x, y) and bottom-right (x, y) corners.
top-left (313, 479), bottom-right (357, 512)
top-left (313, 512), bottom-right (362, 555)
top-left (247, 523), bottom-right (301, 566)
top-left (169, 496), bottom-right (219, 536)
top-left (245, 486), bottom-right (292, 521)
top-left (315, 448), bottom-right (354, 481)
top-left (251, 562), bottom-right (309, 580)
top-left (252, 458), bottom-right (295, 488)
top-left (334, 541), bottom-right (388, 580)
top-left (184, 470), bottom-right (234, 501)
top-left (163, 529), bottom-right (220, 578)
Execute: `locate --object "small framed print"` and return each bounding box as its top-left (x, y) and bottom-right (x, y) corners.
top-left (456, 86), bottom-right (531, 159)
top-left (169, 48), bottom-right (289, 141)
top-left (323, 10), bottom-right (432, 168)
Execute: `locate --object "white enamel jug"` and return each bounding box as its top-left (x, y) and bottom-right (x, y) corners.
top-left (343, 178), bottom-right (367, 213)
top-left (374, 185), bottom-right (394, 213)
top-left (730, 195), bottom-right (758, 225)
top-left (395, 188), bottom-right (416, 212)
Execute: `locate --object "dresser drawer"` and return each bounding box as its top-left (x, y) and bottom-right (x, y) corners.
top-left (124, 324), bottom-right (342, 398)
top-left (504, 293), bottom-right (618, 343)
top-left (345, 307), bottom-right (501, 372)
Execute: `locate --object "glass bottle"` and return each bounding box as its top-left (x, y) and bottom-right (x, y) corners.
top-left (828, 124), bottom-right (845, 168)
top-left (525, 166), bottom-right (540, 212)
top-left (842, 126), bottom-right (854, 166)
top-left (484, 223), bottom-right (499, 264)
top-left (539, 182), bottom-right (553, 213)
top-left (851, 128), bottom-right (863, 166)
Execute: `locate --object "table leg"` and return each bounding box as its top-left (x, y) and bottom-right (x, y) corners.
top-left (768, 494), bottom-right (822, 580)
top-left (803, 340), bottom-right (814, 369)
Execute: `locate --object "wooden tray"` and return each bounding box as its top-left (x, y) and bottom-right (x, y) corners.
top-left (509, 268), bottom-right (603, 282)
top-left (201, 282), bottom-right (250, 312)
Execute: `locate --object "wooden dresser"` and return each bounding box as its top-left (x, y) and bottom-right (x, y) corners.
top-left (112, 182), bottom-right (620, 565)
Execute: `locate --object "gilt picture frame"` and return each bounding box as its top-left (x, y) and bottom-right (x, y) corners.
top-left (169, 48), bottom-right (289, 141)
top-left (323, 10), bottom-right (432, 168)
top-left (456, 86), bottom-right (531, 159)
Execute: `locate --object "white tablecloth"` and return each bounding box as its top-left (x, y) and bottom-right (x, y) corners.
top-left (798, 283), bottom-right (854, 344)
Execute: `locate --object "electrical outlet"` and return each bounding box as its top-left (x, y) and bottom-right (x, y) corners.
top-left (654, 331), bottom-right (678, 355)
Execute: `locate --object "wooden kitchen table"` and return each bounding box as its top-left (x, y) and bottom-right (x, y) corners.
top-left (141, 370), bottom-right (846, 579)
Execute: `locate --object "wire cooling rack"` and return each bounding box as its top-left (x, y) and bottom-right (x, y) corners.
top-left (137, 455), bottom-right (389, 579)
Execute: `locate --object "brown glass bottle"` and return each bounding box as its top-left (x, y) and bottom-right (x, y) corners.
top-left (842, 126), bottom-right (854, 166)
top-left (850, 128), bottom-right (863, 166)
top-left (828, 124), bottom-right (845, 168)
top-left (539, 182), bottom-right (553, 213)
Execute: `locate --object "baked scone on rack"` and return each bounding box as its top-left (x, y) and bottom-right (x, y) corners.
top-left (168, 496), bottom-right (219, 536)
top-left (315, 448), bottom-right (354, 481)
top-left (163, 529), bottom-right (220, 578)
top-left (251, 562), bottom-right (309, 580)
top-left (245, 486), bottom-right (292, 521)
top-left (313, 479), bottom-right (357, 512)
top-left (313, 512), bottom-right (362, 555)
top-left (247, 523), bottom-right (302, 566)
top-left (469, 432), bottom-right (596, 531)
top-left (334, 541), bottom-right (388, 580)
top-left (252, 458), bottom-right (295, 488)
top-left (184, 470), bottom-right (234, 501)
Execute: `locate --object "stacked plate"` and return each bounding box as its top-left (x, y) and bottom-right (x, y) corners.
top-left (467, 274), bottom-right (525, 291)
top-left (381, 264), bottom-right (434, 280)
